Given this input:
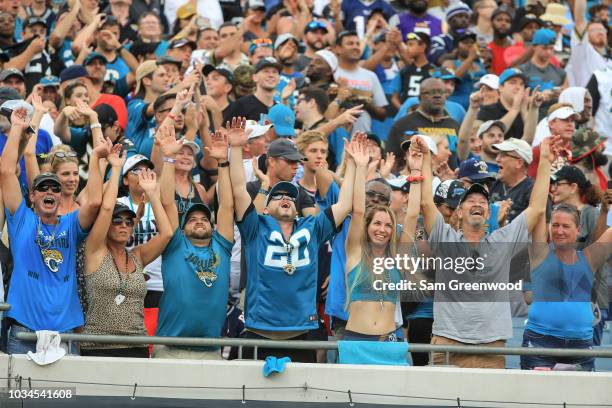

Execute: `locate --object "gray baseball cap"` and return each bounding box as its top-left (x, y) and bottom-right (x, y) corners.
top-left (268, 138), bottom-right (304, 161)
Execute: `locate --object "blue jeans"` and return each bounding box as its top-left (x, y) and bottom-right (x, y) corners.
top-left (7, 323), bottom-right (77, 355)
top-left (520, 329), bottom-right (594, 371)
top-left (593, 308), bottom-right (608, 346)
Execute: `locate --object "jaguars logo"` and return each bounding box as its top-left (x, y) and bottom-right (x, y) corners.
top-left (196, 270), bottom-right (218, 287)
top-left (40, 249), bottom-right (63, 273)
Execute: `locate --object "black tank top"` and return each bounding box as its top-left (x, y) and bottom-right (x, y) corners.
top-left (175, 182), bottom-right (204, 225)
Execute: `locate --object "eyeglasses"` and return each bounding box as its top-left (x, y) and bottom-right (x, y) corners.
top-left (421, 89), bottom-right (446, 96)
top-left (35, 184), bottom-right (61, 193)
top-left (366, 191), bottom-right (390, 204)
top-left (112, 217), bottom-right (135, 227)
top-left (552, 181), bottom-right (571, 187)
top-left (270, 194), bottom-right (296, 202)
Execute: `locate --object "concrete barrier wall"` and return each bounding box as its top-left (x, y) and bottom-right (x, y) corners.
top-left (1, 354), bottom-right (612, 407)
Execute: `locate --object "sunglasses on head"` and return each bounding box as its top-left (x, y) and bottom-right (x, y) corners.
top-left (252, 38), bottom-right (272, 46)
top-left (112, 217), bottom-right (135, 227)
top-left (35, 184), bottom-right (61, 193)
top-left (270, 194), bottom-right (296, 202)
top-left (307, 21), bottom-right (327, 30)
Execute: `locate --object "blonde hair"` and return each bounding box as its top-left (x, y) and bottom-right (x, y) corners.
top-left (47, 145), bottom-right (78, 174)
top-left (345, 205), bottom-right (399, 309)
top-left (296, 130), bottom-right (327, 154)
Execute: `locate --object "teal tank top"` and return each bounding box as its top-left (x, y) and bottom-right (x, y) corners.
top-left (347, 263), bottom-right (402, 304)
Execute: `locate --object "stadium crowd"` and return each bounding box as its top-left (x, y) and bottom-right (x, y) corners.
top-left (0, 0), bottom-right (610, 370)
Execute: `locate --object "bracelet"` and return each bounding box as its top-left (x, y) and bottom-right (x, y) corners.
top-left (167, 113), bottom-right (176, 121)
top-left (258, 188), bottom-right (269, 196)
top-left (163, 157), bottom-right (176, 164)
top-left (90, 123), bottom-right (102, 130)
top-left (217, 161), bottom-right (229, 168)
top-left (406, 175), bottom-right (424, 184)
top-left (410, 169), bottom-right (422, 174)
top-left (116, 45), bottom-right (124, 53)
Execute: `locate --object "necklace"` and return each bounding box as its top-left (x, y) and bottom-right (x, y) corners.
top-left (36, 216), bottom-right (63, 273)
top-left (186, 244), bottom-right (219, 287)
top-left (110, 249), bottom-right (129, 305)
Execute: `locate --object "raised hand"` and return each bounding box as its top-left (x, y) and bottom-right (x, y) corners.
top-left (470, 90), bottom-right (484, 110)
top-left (540, 136), bottom-right (558, 163)
top-left (156, 122), bottom-right (181, 156)
top-left (252, 157), bottom-right (270, 185)
top-left (92, 137), bottom-right (113, 158)
top-left (107, 143), bottom-right (127, 168)
top-left (281, 79), bottom-right (297, 101)
top-left (138, 168), bottom-right (158, 195)
top-left (528, 85), bottom-right (543, 110)
top-left (226, 117), bottom-right (248, 147)
top-left (407, 143), bottom-right (424, 172)
top-left (379, 152), bottom-right (395, 178)
top-left (63, 106), bottom-right (82, 122)
top-left (76, 100), bottom-right (97, 120)
top-left (134, 193), bottom-right (146, 224)
top-left (411, 135), bottom-right (430, 157)
top-left (337, 105), bottom-right (364, 126)
top-left (204, 129), bottom-right (229, 161)
top-left (31, 92), bottom-right (48, 114)
top-left (10, 107), bottom-right (31, 128)
top-left (351, 135), bottom-right (370, 168)
top-left (435, 161), bottom-right (455, 181)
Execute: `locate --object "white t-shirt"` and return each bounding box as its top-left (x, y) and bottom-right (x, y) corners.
top-left (334, 66), bottom-right (389, 108)
top-left (566, 28), bottom-right (612, 87)
top-left (117, 196), bottom-right (163, 292)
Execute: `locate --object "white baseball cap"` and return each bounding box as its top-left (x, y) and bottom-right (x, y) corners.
top-left (246, 120), bottom-right (272, 140)
top-left (547, 106), bottom-right (577, 122)
top-left (492, 138), bottom-right (533, 164)
top-left (476, 74), bottom-right (499, 90)
top-left (400, 134), bottom-right (439, 156)
top-left (122, 154), bottom-right (154, 176)
top-left (477, 120), bottom-right (506, 138)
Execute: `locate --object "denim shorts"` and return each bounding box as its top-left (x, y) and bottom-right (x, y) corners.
top-left (7, 323), bottom-right (77, 355)
top-left (520, 329), bottom-right (594, 371)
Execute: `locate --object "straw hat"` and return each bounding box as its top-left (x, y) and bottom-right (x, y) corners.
top-left (540, 3), bottom-right (570, 26)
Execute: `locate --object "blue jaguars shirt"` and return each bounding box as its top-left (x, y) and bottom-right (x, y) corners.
top-left (5, 201), bottom-right (88, 331)
top-left (237, 204), bottom-right (337, 331)
top-left (126, 98), bottom-right (156, 158)
top-left (156, 229), bottom-right (233, 346)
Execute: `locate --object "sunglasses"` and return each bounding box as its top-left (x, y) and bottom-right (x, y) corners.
top-left (270, 194), bottom-right (296, 202)
top-left (129, 167), bottom-right (146, 175)
top-left (35, 184), bottom-right (62, 193)
top-left (112, 217), bottom-right (135, 227)
top-left (306, 21), bottom-right (327, 31)
top-left (252, 38), bottom-right (272, 46)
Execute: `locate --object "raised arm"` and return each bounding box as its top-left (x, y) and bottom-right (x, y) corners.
top-left (227, 117), bottom-right (252, 221)
top-left (331, 136), bottom-right (361, 229)
top-left (458, 91), bottom-right (482, 161)
top-left (85, 142), bottom-right (123, 262)
top-left (204, 128), bottom-right (234, 242)
top-left (523, 137), bottom-right (556, 232)
top-left (49, 1), bottom-right (80, 49)
top-left (522, 86), bottom-right (542, 144)
top-left (0, 108), bottom-right (31, 213)
top-left (77, 137), bottom-right (107, 230)
top-left (157, 123), bottom-right (183, 231)
top-left (345, 135), bottom-right (367, 268)
top-left (401, 147), bottom-right (424, 242)
top-left (24, 93), bottom-right (47, 189)
top-left (415, 137), bottom-right (441, 235)
top-left (134, 169), bottom-right (173, 265)
top-left (572, 0), bottom-right (587, 35)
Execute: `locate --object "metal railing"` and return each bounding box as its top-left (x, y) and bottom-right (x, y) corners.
top-left (0, 303), bottom-right (10, 312)
top-left (13, 332), bottom-right (612, 363)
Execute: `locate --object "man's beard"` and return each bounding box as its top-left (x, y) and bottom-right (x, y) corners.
top-left (494, 29), bottom-right (510, 39)
top-left (279, 55), bottom-right (296, 66)
top-left (307, 68), bottom-right (326, 82)
top-left (186, 228), bottom-right (212, 240)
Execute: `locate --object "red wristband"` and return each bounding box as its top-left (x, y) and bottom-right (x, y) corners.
top-left (406, 175), bottom-right (424, 183)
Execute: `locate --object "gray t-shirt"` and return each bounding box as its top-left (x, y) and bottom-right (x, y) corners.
top-left (428, 212), bottom-right (529, 343)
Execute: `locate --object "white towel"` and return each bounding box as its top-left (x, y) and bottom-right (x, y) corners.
top-left (26, 331), bottom-right (66, 366)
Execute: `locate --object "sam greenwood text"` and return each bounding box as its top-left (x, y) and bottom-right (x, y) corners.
top-left (373, 279), bottom-right (523, 291)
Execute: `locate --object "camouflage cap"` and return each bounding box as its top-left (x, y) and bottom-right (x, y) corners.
top-left (233, 64), bottom-right (256, 87)
top-left (571, 128), bottom-right (607, 162)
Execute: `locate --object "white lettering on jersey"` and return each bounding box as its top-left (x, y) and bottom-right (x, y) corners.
top-left (263, 229), bottom-right (311, 269)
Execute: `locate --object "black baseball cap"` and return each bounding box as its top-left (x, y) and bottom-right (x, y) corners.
top-left (337, 30), bottom-right (358, 43)
top-left (59, 65), bottom-right (87, 83)
top-left (202, 64), bottom-right (234, 85)
top-left (24, 16), bottom-right (47, 28)
top-left (112, 202), bottom-right (137, 219)
top-left (266, 181), bottom-right (299, 206)
top-left (32, 172), bottom-right (61, 191)
top-left (516, 14), bottom-right (542, 31)
top-left (551, 165), bottom-right (590, 189)
top-left (182, 202), bottom-right (213, 228)
top-left (458, 183), bottom-right (489, 205)
top-left (366, 132), bottom-right (382, 150)
top-left (94, 103), bottom-right (118, 128)
top-left (434, 180), bottom-right (466, 209)
top-left (158, 56), bottom-right (182, 69)
top-left (169, 38), bottom-right (197, 50)
top-left (388, 178), bottom-right (409, 194)
top-left (255, 57), bottom-right (282, 73)
top-left (268, 138), bottom-right (304, 161)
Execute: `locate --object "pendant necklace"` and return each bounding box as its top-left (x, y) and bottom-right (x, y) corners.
top-left (110, 249), bottom-right (129, 305)
top-left (36, 216), bottom-right (63, 273)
